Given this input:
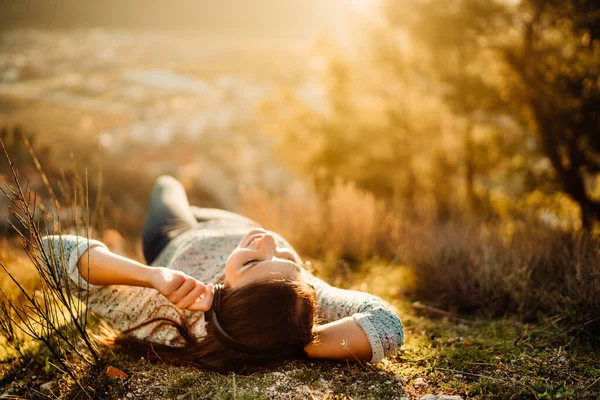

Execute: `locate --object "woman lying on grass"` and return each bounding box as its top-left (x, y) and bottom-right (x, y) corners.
top-left (41, 176), bottom-right (404, 374)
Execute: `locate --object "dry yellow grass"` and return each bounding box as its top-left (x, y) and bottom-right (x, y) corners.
top-left (0, 238), bottom-right (40, 300)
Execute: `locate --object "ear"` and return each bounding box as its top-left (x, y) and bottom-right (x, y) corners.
top-left (303, 337), bottom-right (320, 359)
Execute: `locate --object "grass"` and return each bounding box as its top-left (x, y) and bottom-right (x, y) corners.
top-left (1, 261), bottom-right (599, 399)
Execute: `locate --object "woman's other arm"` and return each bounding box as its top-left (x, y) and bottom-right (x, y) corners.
top-left (302, 270), bottom-right (404, 363)
top-left (304, 317), bottom-right (372, 361)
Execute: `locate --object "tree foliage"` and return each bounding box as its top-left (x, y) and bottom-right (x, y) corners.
top-left (263, 0), bottom-right (600, 229)
top-left (502, 0), bottom-right (600, 228)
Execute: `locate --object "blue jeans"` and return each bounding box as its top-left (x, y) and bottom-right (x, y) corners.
top-left (141, 176), bottom-right (257, 264)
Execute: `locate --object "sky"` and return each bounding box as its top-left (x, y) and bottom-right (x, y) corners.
top-left (0, 0), bottom-right (379, 48)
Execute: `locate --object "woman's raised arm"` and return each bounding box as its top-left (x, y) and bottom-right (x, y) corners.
top-left (41, 235), bottom-right (213, 311)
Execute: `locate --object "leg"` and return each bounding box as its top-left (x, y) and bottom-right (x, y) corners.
top-left (142, 176), bottom-right (197, 264)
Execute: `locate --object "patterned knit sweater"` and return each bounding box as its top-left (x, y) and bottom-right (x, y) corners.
top-left (41, 215), bottom-right (404, 363)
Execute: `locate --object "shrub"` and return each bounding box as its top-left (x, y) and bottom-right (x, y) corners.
top-left (398, 220), bottom-right (600, 337)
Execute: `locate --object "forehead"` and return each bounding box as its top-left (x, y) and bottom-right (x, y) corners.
top-left (237, 259), bottom-right (301, 284)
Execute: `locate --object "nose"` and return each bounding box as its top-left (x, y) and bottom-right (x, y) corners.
top-left (255, 234), bottom-right (276, 255)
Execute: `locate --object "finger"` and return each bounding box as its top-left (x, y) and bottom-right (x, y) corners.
top-left (163, 272), bottom-right (186, 295)
top-left (168, 277), bottom-right (197, 304)
top-left (175, 281), bottom-right (207, 309)
top-left (188, 283), bottom-right (215, 312)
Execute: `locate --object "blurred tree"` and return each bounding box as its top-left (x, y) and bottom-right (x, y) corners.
top-left (261, 47), bottom-right (453, 217)
top-left (263, 0), bottom-right (600, 229)
top-left (384, 0), bottom-right (600, 228)
top-left (382, 0), bottom-right (510, 210)
top-left (502, 0), bottom-right (600, 228)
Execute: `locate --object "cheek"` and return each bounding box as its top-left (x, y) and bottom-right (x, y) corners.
top-left (225, 248), bottom-right (241, 275)
top-left (224, 256), bottom-right (236, 286)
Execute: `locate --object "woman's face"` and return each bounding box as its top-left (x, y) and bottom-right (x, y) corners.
top-left (224, 228), bottom-right (302, 288)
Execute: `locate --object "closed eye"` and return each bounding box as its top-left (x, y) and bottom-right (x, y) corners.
top-left (242, 256), bottom-right (296, 267)
top-left (242, 258), bottom-right (259, 267)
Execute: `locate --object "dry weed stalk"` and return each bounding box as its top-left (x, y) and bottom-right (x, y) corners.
top-left (0, 137), bottom-right (100, 395)
top-left (0, 291), bottom-right (23, 357)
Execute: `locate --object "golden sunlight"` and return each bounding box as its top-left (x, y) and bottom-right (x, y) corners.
top-left (349, 0), bottom-right (380, 12)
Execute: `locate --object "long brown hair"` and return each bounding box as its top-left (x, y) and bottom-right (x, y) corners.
top-left (110, 279), bottom-right (317, 374)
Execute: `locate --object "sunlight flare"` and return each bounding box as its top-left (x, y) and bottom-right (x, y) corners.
top-left (350, 0), bottom-right (379, 12)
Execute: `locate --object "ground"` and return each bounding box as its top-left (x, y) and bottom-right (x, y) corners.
top-left (1, 264), bottom-right (599, 399)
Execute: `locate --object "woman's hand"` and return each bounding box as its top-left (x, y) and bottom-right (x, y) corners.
top-left (151, 267), bottom-right (215, 311)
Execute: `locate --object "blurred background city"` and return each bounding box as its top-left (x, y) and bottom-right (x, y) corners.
top-left (0, 0), bottom-right (384, 236)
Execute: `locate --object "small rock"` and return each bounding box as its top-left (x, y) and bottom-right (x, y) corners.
top-left (413, 377), bottom-right (427, 386)
top-left (126, 393), bottom-right (133, 399)
top-left (106, 366), bottom-right (128, 380)
top-left (40, 381), bottom-right (57, 395)
top-left (420, 395), bottom-right (464, 400)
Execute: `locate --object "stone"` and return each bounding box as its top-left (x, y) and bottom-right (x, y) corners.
top-left (40, 381), bottom-right (58, 395)
top-left (413, 377), bottom-right (427, 386)
top-left (106, 366), bottom-right (129, 380)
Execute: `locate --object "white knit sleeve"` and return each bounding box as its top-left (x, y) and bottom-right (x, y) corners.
top-left (41, 235), bottom-right (108, 291)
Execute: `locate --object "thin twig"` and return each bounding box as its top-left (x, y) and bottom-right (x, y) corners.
top-left (435, 367), bottom-right (527, 387)
top-left (412, 301), bottom-right (483, 325)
